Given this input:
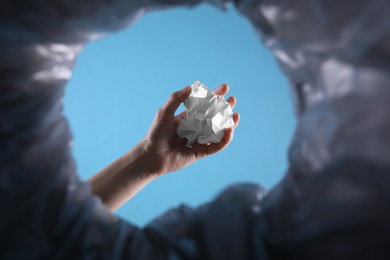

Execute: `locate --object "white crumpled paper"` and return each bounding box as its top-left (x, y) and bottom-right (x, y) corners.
top-left (177, 80), bottom-right (234, 148)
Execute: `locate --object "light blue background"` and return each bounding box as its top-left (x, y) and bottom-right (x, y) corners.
top-left (64, 4), bottom-right (296, 226)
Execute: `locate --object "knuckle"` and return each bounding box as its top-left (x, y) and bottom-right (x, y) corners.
top-left (171, 90), bottom-right (181, 100)
top-left (156, 108), bottom-right (165, 118)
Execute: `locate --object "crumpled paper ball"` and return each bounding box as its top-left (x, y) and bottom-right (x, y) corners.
top-left (177, 81), bottom-right (234, 148)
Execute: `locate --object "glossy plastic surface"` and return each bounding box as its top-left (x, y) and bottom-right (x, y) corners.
top-left (1, 0), bottom-right (389, 258)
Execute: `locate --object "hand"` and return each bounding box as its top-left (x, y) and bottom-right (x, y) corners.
top-left (89, 84), bottom-right (240, 211)
top-left (141, 84), bottom-right (240, 177)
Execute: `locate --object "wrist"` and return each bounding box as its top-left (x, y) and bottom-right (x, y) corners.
top-left (128, 140), bottom-right (166, 179)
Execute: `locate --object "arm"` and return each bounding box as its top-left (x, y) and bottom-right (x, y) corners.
top-left (88, 84), bottom-right (240, 211)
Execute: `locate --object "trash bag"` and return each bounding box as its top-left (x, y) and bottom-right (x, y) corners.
top-left (1, 0), bottom-right (389, 258)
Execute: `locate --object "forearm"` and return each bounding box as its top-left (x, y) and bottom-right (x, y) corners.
top-left (88, 141), bottom-right (158, 211)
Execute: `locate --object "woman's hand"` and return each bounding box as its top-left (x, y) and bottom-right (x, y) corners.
top-left (141, 84), bottom-right (240, 177)
top-left (89, 84), bottom-right (239, 211)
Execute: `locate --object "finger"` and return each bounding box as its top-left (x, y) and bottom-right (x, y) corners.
top-left (206, 127), bottom-right (234, 156)
top-left (193, 127), bottom-right (234, 158)
top-left (158, 86), bottom-right (191, 120)
top-left (173, 110), bottom-right (188, 128)
top-left (175, 110), bottom-right (187, 121)
top-left (214, 84), bottom-right (229, 96)
top-left (233, 112), bottom-right (240, 128)
top-left (226, 96), bottom-right (236, 109)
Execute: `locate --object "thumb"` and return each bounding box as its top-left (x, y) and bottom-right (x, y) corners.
top-left (158, 86), bottom-right (191, 119)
